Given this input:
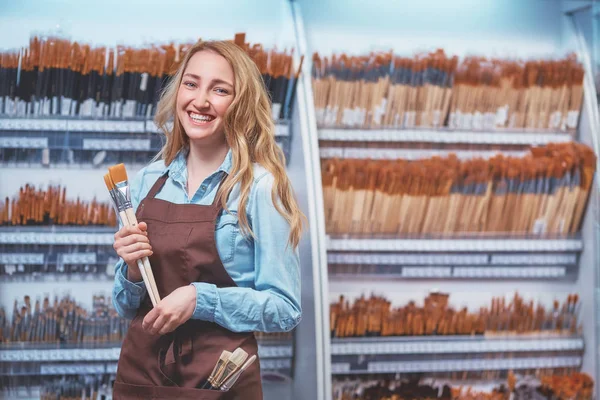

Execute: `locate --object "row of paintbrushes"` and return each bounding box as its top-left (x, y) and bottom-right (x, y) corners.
top-left (322, 142), bottom-right (596, 235)
top-left (330, 292), bottom-right (580, 338)
top-left (40, 376), bottom-right (111, 400)
top-left (313, 51), bottom-right (583, 132)
top-left (333, 372), bottom-right (593, 400)
top-left (1, 375), bottom-right (112, 400)
top-left (0, 295), bottom-right (128, 344)
top-left (0, 184), bottom-right (116, 226)
top-left (0, 33), bottom-right (301, 120)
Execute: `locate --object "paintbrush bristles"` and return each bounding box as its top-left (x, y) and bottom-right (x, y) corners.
top-left (103, 173), bottom-right (115, 191)
top-left (108, 163), bottom-right (128, 184)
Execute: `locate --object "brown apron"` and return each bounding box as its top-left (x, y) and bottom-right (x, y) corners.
top-left (113, 172), bottom-right (263, 400)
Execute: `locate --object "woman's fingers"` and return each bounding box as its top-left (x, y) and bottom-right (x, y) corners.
top-left (114, 224), bottom-right (147, 240)
top-left (121, 249), bottom-right (153, 264)
top-left (138, 221), bottom-right (148, 233)
top-left (158, 320), bottom-right (176, 335)
top-left (142, 308), bottom-right (161, 332)
top-left (119, 234), bottom-right (150, 246)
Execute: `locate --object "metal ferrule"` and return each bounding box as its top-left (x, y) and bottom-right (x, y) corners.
top-left (114, 181), bottom-right (133, 209)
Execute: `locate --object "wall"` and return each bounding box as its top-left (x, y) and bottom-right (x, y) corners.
top-left (301, 0), bottom-right (566, 57)
top-left (0, 0), bottom-right (292, 48)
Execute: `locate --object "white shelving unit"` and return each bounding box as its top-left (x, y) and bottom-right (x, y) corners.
top-left (318, 128), bottom-right (573, 145)
top-left (332, 356), bottom-right (583, 375)
top-left (330, 335), bottom-right (584, 355)
top-left (294, 2), bottom-right (600, 399)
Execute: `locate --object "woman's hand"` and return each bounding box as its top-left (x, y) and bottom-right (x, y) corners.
top-left (142, 285), bottom-right (197, 335)
top-left (113, 221), bottom-right (152, 282)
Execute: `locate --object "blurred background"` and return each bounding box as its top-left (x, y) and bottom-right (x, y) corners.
top-left (1, 0), bottom-right (600, 399)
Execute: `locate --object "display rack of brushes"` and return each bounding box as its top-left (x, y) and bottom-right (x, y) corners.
top-left (0, 33), bottom-right (301, 121)
top-left (1, 375), bottom-right (114, 400)
top-left (0, 33), bottom-right (298, 167)
top-left (321, 143), bottom-right (595, 237)
top-left (330, 292), bottom-right (581, 338)
top-left (0, 184), bottom-right (116, 227)
top-left (0, 296), bottom-right (294, 378)
top-left (0, 294), bottom-right (127, 345)
top-left (0, 184), bottom-right (118, 280)
top-left (312, 51), bottom-right (584, 135)
top-left (329, 292), bottom-right (584, 376)
top-left (332, 371), bottom-right (594, 400)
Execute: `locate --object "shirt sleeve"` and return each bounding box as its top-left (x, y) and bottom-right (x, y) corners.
top-left (191, 173), bottom-right (302, 332)
top-left (111, 168), bottom-right (148, 319)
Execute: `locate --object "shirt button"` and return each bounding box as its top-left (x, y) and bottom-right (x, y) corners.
top-left (201, 185), bottom-right (207, 191)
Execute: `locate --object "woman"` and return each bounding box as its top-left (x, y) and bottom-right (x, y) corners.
top-left (111, 40), bottom-right (303, 399)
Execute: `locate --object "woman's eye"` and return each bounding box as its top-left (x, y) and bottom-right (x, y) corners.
top-left (183, 81), bottom-right (196, 88)
top-left (215, 88), bottom-right (229, 95)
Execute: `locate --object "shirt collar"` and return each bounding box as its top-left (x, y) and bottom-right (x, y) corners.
top-left (167, 147), bottom-right (233, 185)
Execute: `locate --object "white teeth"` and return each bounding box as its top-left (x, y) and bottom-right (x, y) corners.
top-left (190, 112), bottom-right (214, 122)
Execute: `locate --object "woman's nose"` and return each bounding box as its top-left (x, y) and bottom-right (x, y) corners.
top-left (191, 92), bottom-right (210, 109)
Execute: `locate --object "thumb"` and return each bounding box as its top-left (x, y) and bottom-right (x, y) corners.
top-left (138, 221), bottom-right (148, 232)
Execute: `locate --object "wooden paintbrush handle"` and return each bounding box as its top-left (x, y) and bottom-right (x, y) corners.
top-left (124, 207), bottom-right (161, 302)
top-left (119, 209), bottom-right (158, 306)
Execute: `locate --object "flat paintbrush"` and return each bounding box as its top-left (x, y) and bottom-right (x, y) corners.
top-left (219, 354), bottom-right (258, 391)
top-left (107, 165), bottom-right (160, 306)
top-left (208, 347), bottom-right (248, 390)
top-left (103, 173), bottom-right (158, 306)
top-left (201, 350), bottom-right (232, 389)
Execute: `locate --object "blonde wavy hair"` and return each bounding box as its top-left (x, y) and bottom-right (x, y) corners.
top-left (154, 40), bottom-right (305, 248)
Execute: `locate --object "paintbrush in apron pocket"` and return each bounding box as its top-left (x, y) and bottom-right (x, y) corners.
top-left (201, 350), bottom-right (232, 389)
top-left (219, 354), bottom-right (258, 391)
top-left (104, 168), bottom-right (160, 306)
top-left (202, 347), bottom-right (248, 390)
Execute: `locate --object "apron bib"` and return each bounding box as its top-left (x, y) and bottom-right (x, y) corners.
top-left (114, 173), bottom-right (263, 400)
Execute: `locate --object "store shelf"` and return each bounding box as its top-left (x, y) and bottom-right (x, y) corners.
top-left (0, 118), bottom-right (145, 133)
top-left (0, 117), bottom-right (291, 137)
top-left (327, 252), bottom-right (577, 279)
top-left (0, 227), bottom-right (116, 245)
top-left (330, 335), bottom-right (584, 355)
top-left (0, 341), bottom-right (293, 362)
top-left (330, 265), bottom-right (570, 280)
top-left (318, 128), bottom-right (573, 145)
top-left (331, 356), bottom-right (583, 375)
top-left (0, 137), bottom-right (49, 149)
top-left (320, 147), bottom-right (528, 160)
top-left (326, 236), bottom-right (583, 253)
top-left (0, 340), bottom-right (293, 377)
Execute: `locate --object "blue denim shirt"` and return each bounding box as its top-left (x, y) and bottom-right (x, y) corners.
top-left (112, 149), bottom-right (302, 333)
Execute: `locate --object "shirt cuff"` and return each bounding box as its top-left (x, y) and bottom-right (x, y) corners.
top-left (190, 282), bottom-right (218, 322)
top-left (118, 263), bottom-right (147, 296)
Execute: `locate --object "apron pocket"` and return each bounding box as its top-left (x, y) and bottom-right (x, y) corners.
top-left (113, 382), bottom-right (228, 399)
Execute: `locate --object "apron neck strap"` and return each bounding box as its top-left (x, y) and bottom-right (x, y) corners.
top-left (146, 170), bottom-right (228, 207)
top-left (146, 172), bottom-right (169, 199)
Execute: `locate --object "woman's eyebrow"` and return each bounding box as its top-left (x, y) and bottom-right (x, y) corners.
top-left (211, 78), bottom-right (234, 87)
top-left (182, 73), bottom-right (233, 88)
top-left (183, 73), bottom-right (200, 80)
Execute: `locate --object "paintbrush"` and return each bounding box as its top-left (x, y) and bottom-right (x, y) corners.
top-left (201, 350), bottom-right (232, 389)
top-left (207, 347), bottom-right (248, 390)
top-left (219, 354), bottom-right (258, 391)
top-left (107, 164), bottom-right (160, 306)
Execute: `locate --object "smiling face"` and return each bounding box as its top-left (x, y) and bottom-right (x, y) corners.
top-left (176, 50), bottom-right (235, 146)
